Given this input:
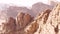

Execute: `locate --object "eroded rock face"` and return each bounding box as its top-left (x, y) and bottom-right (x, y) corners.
top-left (1, 17), bottom-right (16, 34)
top-left (24, 4), bottom-right (60, 34)
top-left (16, 12), bottom-right (33, 30)
top-left (0, 12), bottom-right (33, 34)
top-left (1, 3), bottom-right (60, 34)
top-left (46, 4), bottom-right (60, 34)
top-left (34, 3), bottom-right (60, 34)
top-left (24, 9), bottom-right (51, 34)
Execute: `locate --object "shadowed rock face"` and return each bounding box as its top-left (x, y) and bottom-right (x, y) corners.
top-left (1, 2), bottom-right (60, 34)
top-left (16, 12), bottom-right (33, 30)
top-left (0, 17), bottom-right (16, 34)
top-left (0, 12), bottom-right (33, 34)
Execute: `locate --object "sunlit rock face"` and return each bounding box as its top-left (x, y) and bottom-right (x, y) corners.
top-left (24, 3), bottom-right (60, 34)
top-left (26, 3), bottom-right (60, 34)
top-left (1, 2), bottom-right (60, 34)
top-left (46, 4), bottom-right (60, 34)
top-left (24, 9), bottom-right (51, 34)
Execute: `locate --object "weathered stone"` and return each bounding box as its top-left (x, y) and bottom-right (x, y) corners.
top-left (1, 17), bottom-right (16, 34)
top-left (16, 12), bottom-right (33, 30)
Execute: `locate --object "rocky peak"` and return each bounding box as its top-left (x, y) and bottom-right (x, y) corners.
top-left (16, 12), bottom-right (33, 30)
top-left (1, 2), bottom-right (60, 34)
top-left (24, 3), bottom-right (60, 34)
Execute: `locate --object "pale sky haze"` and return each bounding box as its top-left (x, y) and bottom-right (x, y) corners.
top-left (0, 0), bottom-right (58, 7)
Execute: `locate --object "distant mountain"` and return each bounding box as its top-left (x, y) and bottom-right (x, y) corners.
top-left (31, 2), bottom-right (53, 17)
top-left (0, 2), bottom-right (54, 19)
top-left (0, 5), bottom-right (33, 25)
top-left (49, 1), bottom-right (57, 7)
top-left (6, 6), bottom-right (33, 18)
top-left (0, 2), bottom-right (54, 25)
top-left (1, 2), bottom-right (60, 34)
top-left (0, 5), bottom-right (32, 19)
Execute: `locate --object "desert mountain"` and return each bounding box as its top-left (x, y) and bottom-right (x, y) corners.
top-left (0, 2), bottom-right (53, 25)
top-left (0, 2), bottom-right (60, 34)
top-left (24, 3), bottom-right (60, 34)
top-left (0, 2), bottom-right (53, 18)
top-left (31, 2), bottom-right (53, 17)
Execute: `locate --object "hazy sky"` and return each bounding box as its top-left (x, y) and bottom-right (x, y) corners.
top-left (0, 0), bottom-right (59, 7)
top-left (0, 0), bottom-right (51, 7)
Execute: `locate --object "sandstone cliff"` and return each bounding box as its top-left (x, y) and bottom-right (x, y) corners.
top-left (0, 3), bottom-right (60, 34)
top-left (25, 3), bottom-right (60, 34)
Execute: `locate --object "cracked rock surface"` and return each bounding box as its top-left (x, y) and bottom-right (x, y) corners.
top-left (0, 3), bottom-right (60, 34)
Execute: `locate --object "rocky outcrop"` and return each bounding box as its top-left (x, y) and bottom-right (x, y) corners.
top-left (1, 2), bottom-right (60, 34)
top-left (16, 12), bottom-right (33, 30)
top-left (23, 3), bottom-right (60, 34)
top-left (46, 3), bottom-right (60, 34)
top-left (24, 9), bottom-right (51, 34)
top-left (0, 17), bottom-right (16, 34)
top-left (29, 3), bottom-right (60, 34)
top-left (0, 12), bottom-right (33, 34)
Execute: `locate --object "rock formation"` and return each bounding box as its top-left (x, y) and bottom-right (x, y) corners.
top-left (31, 2), bottom-right (53, 17)
top-left (1, 2), bottom-right (60, 34)
top-left (16, 12), bottom-right (33, 30)
top-left (1, 17), bottom-right (16, 34)
top-left (25, 3), bottom-right (60, 34)
top-left (24, 9), bottom-right (51, 34)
